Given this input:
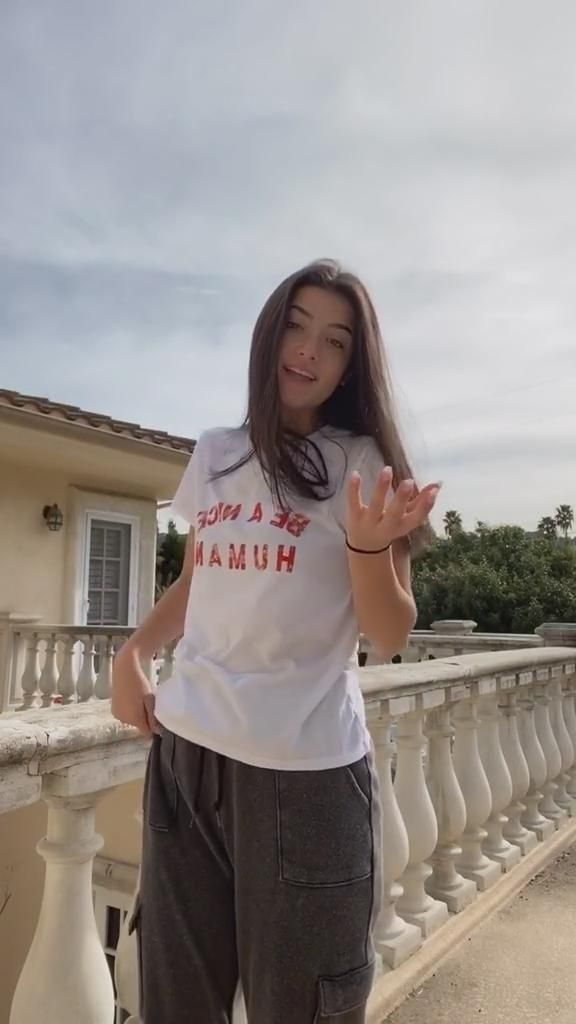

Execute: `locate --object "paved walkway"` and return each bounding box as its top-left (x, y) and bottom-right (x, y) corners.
top-left (385, 846), bottom-right (576, 1024)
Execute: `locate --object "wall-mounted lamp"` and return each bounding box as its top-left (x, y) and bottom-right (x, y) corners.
top-left (43, 504), bottom-right (64, 532)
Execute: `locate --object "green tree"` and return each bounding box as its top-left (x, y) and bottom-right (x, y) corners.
top-left (555, 504), bottom-right (574, 539)
top-left (443, 510), bottom-right (463, 538)
top-left (537, 516), bottom-right (558, 540)
top-left (412, 523), bottom-right (576, 634)
top-left (156, 521), bottom-right (186, 598)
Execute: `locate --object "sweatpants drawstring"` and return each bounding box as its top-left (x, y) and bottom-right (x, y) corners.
top-left (189, 748), bottom-right (225, 831)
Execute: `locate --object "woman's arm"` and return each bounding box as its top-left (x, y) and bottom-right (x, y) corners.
top-left (346, 464), bottom-right (439, 661)
top-left (111, 527), bottom-right (196, 734)
top-left (348, 538), bottom-right (417, 661)
top-left (125, 527), bottom-right (196, 658)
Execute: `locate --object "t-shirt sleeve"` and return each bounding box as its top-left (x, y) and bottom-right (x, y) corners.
top-left (171, 435), bottom-right (203, 526)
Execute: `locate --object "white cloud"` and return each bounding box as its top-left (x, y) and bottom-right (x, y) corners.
top-left (1, 0), bottom-right (575, 532)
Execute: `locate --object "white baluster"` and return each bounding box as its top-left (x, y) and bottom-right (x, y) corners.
top-left (39, 633), bottom-right (59, 707)
top-left (400, 645), bottom-right (421, 665)
top-left (369, 718), bottom-right (421, 967)
top-left (232, 986), bottom-right (248, 1024)
top-left (563, 674), bottom-right (576, 799)
top-left (9, 794), bottom-right (114, 1024)
top-left (116, 812), bottom-right (142, 1023)
top-left (452, 699), bottom-right (501, 891)
top-left (548, 674), bottom-right (575, 815)
top-left (364, 642), bottom-right (390, 667)
top-left (518, 690), bottom-right (555, 841)
top-left (20, 633), bottom-right (41, 709)
top-left (157, 640), bottom-right (177, 685)
top-left (395, 711), bottom-right (448, 936)
top-left (77, 635), bottom-right (96, 702)
top-left (425, 707), bottom-right (476, 912)
top-left (534, 684), bottom-right (566, 824)
top-left (477, 694), bottom-right (521, 871)
top-left (499, 693), bottom-right (537, 855)
top-left (94, 636), bottom-right (114, 700)
top-left (59, 636), bottom-right (77, 705)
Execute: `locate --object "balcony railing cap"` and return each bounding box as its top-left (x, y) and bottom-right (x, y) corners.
top-left (360, 646), bottom-right (576, 703)
top-left (0, 701), bottom-right (145, 771)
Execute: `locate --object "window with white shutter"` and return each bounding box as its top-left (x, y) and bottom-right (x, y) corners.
top-left (87, 521), bottom-right (131, 626)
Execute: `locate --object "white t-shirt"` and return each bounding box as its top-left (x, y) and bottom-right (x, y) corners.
top-left (154, 425), bottom-right (387, 770)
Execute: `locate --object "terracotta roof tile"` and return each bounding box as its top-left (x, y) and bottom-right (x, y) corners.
top-left (0, 388), bottom-right (195, 454)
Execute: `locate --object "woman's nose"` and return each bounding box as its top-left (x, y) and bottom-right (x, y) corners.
top-left (297, 335), bottom-right (318, 360)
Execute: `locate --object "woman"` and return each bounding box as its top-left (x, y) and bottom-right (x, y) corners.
top-left (112, 259), bottom-right (440, 1024)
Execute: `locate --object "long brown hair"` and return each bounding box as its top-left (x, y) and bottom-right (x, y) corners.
top-left (220, 259), bottom-right (433, 555)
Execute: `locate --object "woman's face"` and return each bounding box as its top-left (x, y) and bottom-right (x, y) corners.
top-left (277, 285), bottom-right (354, 434)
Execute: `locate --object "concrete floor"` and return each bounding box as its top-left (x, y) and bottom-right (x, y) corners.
top-left (385, 846), bottom-right (576, 1024)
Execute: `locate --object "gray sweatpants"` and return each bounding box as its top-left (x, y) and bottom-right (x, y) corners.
top-left (131, 729), bottom-right (382, 1023)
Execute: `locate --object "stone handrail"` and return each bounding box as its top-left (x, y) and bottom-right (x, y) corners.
top-left (3, 644), bottom-right (576, 1023)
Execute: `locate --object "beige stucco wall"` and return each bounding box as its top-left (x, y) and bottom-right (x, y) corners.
top-left (0, 780), bottom-right (143, 1023)
top-left (0, 800), bottom-right (46, 1024)
top-left (96, 779), bottom-right (144, 866)
top-left (0, 459), bottom-right (157, 626)
top-left (0, 462), bottom-right (69, 622)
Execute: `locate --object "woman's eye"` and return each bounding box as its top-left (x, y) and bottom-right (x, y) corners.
top-left (286, 320), bottom-right (302, 330)
top-left (329, 337), bottom-right (345, 349)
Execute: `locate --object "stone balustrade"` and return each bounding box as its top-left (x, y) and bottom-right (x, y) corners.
top-left (1, 615), bottom-right (550, 713)
top-left (1, 703), bottom-right (148, 1023)
top-left (0, 617), bottom-right (176, 711)
top-left (360, 619), bottom-right (544, 666)
top-left (3, 641), bottom-right (576, 1023)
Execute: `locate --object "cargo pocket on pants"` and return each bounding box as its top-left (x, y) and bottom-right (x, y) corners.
top-left (276, 758), bottom-right (373, 886)
top-left (318, 959), bottom-right (375, 1018)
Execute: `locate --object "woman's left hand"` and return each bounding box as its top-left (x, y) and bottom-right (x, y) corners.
top-left (346, 467), bottom-right (441, 552)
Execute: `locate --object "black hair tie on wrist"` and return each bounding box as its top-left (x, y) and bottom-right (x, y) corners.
top-left (345, 536), bottom-right (392, 555)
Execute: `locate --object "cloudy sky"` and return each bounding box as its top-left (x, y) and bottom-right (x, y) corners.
top-left (2, 1), bottom-right (575, 532)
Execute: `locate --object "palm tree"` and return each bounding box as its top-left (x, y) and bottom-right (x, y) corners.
top-left (537, 516), bottom-right (558, 540)
top-left (555, 504), bottom-right (574, 539)
top-left (443, 510), bottom-right (463, 538)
